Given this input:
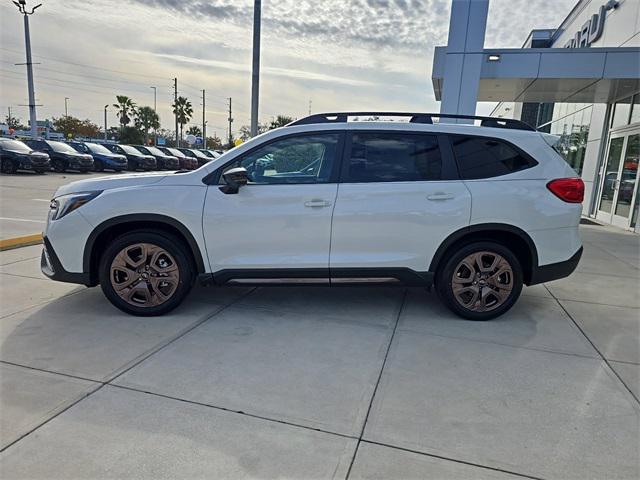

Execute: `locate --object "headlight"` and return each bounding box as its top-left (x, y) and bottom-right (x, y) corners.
top-left (49, 191), bottom-right (102, 220)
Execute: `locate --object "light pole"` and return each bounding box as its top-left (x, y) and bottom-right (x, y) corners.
top-left (150, 86), bottom-right (157, 145)
top-left (64, 97), bottom-right (69, 118)
top-left (12, 0), bottom-right (42, 139)
top-left (104, 105), bottom-right (108, 141)
top-left (250, 0), bottom-right (261, 137)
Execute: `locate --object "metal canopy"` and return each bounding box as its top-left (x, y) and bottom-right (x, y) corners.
top-left (432, 46), bottom-right (640, 103)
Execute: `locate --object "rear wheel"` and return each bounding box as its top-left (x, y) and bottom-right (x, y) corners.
top-left (99, 231), bottom-right (194, 316)
top-left (436, 242), bottom-right (523, 320)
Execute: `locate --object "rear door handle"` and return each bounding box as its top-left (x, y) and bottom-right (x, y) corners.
top-left (304, 199), bottom-right (332, 208)
top-left (427, 193), bottom-right (454, 201)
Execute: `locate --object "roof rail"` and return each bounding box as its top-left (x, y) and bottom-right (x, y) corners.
top-left (287, 112), bottom-right (535, 131)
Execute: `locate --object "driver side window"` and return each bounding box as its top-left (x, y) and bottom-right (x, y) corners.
top-left (222, 133), bottom-right (341, 185)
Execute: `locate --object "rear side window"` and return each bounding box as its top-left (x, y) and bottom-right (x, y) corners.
top-left (347, 132), bottom-right (442, 182)
top-left (450, 135), bottom-right (537, 180)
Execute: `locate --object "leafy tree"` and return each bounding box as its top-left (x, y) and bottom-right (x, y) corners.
top-left (5, 115), bottom-right (25, 130)
top-left (135, 106), bottom-right (160, 143)
top-left (172, 96), bottom-right (193, 146)
top-left (269, 115), bottom-right (294, 129)
top-left (119, 126), bottom-right (145, 145)
top-left (113, 95), bottom-right (137, 130)
top-left (239, 122), bottom-right (267, 141)
top-left (52, 116), bottom-right (101, 138)
top-left (186, 125), bottom-right (202, 137)
top-left (206, 135), bottom-right (223, 149)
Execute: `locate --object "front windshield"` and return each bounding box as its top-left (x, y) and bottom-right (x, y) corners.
top-left (49, 141), bottom-right (78, 153)
top-left (168, 148), bottom-right (185, 157)
top-left (119, 145), bottom-right (142, 155)
top-left (86, 143), bottom-right (112, 154)
top-left (146, 146), bottom-right (164, 156)
top-left (192, 150), bottom-right (208, 158)
top-left (0, 139), bottom-right (32, 153)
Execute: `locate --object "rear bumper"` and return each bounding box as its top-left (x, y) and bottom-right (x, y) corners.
top-left (41, 236), bottom-right (92, 286)
top-left (528, 246), bottom-right (582, 285)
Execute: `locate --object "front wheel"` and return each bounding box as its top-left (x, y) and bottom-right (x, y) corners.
top-left (52, 159), bottom-right (66, 173)
top-left (436, 242), bottom-right (523, 321)
top-left (99, 231), bottom-right (194, 316)
top-left (93, 159), bottom-right (104, 172)
top-left (1, 159), bottom-right (18, 174)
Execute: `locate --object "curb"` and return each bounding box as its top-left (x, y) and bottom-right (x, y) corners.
top-left (0, 234), bottom-right (43, 251)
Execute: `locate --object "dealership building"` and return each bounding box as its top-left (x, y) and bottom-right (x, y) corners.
top-left (432, 0), bottom-right (640, 231)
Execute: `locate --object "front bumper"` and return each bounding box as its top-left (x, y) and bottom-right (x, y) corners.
top-left (528, 246), bottom-right (583, 285)
top-left (68, 157), bottom-right (94, 170)
top-left (41, 236), bottom-right (92, 286)
top-left (17, 155), bottom-right (49, 171)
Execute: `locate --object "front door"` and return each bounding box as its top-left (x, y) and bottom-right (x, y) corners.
top-left (597, 131), bottom-right (640, 229)
top-left (202, 132), bottom-right (343, 280)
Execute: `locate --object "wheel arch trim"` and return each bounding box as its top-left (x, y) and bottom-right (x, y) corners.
top-left (83, 213), bottom-right (206, 277)
top-left (429, 223), bottom-right (539, 282)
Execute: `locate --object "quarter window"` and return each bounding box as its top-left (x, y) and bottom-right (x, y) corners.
top-left (450, 135), bottom-right (536, 179)
top-left (346, 133), bottom-right (442, 182)
top-left (223, 133), bottom-right (341, 185)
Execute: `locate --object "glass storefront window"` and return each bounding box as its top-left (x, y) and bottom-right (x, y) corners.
top-left (545, 104), bottom-right (592, 175)
top-left (611, 96), bottom-right (632, 129)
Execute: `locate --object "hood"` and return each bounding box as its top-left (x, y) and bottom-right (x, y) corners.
top-left (54, 171), bottom-right (169, 197)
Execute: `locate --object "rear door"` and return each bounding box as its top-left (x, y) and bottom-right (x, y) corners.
top-left (329, 130), bottom-right (471, 277)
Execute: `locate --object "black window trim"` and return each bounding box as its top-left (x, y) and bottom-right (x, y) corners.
top-left (339, 130), bottom-right (459, 184)
top-left (203, 130), bottom-right (347, 185)
top-left (444, 133), bottom-right (539, 180)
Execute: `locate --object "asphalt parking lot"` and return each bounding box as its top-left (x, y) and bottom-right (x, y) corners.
top-left (0, 171), bottom-right (109, 240)
top-left (0, 222), bottom-right (638, 479)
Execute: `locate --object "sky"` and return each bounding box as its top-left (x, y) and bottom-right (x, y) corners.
top-left (0, 0), bottom-right (575, 138)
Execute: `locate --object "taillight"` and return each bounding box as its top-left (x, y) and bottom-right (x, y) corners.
top-left (547, 178), bottom-right (584, 203)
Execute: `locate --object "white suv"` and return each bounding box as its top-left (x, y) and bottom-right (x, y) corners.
top-left (41, 113), bottom-right (584, 320)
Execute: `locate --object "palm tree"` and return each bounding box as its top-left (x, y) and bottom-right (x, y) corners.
top-left (172, 96), bottom-right (193, 146)
top-left (113, 95), bottom-right (136, 132)
top-left (186, 125), bottom-right (202, 137)
top-left (135, 106), bottom-right (160, 144)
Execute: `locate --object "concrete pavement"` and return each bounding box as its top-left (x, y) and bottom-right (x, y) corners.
top-left (0, 224), bottom-right (638, 479)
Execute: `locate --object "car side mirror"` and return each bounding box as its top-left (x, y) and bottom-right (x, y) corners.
top-left (219, 167), bottom-right (249, 194)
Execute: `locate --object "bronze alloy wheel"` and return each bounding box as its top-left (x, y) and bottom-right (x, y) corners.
top-left (110, 243), bottom-right (180, 307)
top-left (451, 251), bottom-right (514, 312)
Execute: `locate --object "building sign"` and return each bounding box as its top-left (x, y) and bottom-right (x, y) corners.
top-left (563, 0), bottom-right (618, 48)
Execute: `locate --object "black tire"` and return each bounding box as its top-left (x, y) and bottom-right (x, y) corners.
top-left (436, 241), bottom-right (523, 321)
top-left (52, 159), bottom-right (66, 173)
top-left (1, 158), bottom-right (18, 174)
top-left (34, 169), bottom-right (46, 174)
top-left (127, 160), bottom-right (137, 171)
top-left (93, 159), bottom-right (104, 172)
top-left (99, 230), bottom-right (194, 316)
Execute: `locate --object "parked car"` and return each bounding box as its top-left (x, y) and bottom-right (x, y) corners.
top-left (0, 138), bottom-right (50, 174)
top-left (68, 141), bottom-right (127, 172)
top-left (178, 147), bottom-right (210, 167)
top-left (104, 144), bottom-right (156, 171)
top-left (133, 145), bottom-right (179, 170)
top-left (200, 149), bottom-right (221, 160)
top-left (158, 147), bottom-right (197, 170)
top-left (24, 139), bottom-right (93, 173)
top-left (40, 112), bottom-right (584, 320)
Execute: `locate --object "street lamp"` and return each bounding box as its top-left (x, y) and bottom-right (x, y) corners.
top-left (104, 105), bottom-right (108, 141)
top-left (150, 86), bottom-right (157, 145)
top-left (64, 97), bottom-right (69, 118)
top-left (11, 0), bottom-right (43, 139)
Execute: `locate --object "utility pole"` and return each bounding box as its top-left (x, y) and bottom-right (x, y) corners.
top-left (173, 78), bottom-right (178, 146)
top-left (308, 99), bottom-right (312, 116)
top-left (150, 86), bottom-right (157, 145)
top-left (104, 105), bottom-right (108, 141)
top-left (202, 89), bottom-right (206, 149)
top-left (7, 107), bottom-right (12, 128)
top-left (250, 0), bottom-right (261, 137)
top-left (64, 97), bottom-right (69, 118)
top-left (227, 97), bottom-right (233, 147)
top-left (12, 1), bottom-right (42, 139)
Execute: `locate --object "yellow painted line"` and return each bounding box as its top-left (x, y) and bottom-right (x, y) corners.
top-left (0, 234), bottom-right (43, 251)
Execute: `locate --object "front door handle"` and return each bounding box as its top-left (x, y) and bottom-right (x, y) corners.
top-left (304, 199), bottom-right (332, 208)
top-left (427, 193), bottom-right (454, 201)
